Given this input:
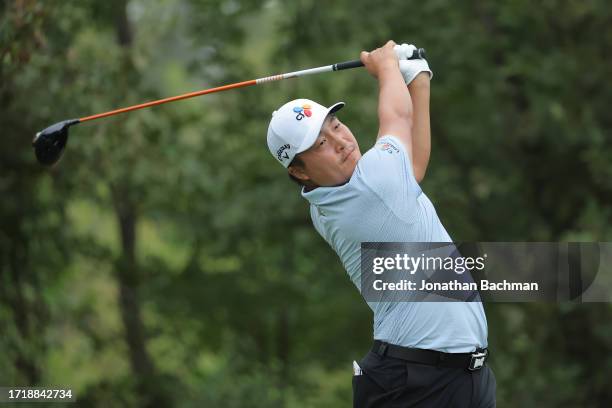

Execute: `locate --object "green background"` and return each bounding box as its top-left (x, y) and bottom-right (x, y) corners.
top-left (2, 0), bottom-right (611, 406)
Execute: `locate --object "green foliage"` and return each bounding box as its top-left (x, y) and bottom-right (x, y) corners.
top-left (1, 0), bottom-right (611, 407)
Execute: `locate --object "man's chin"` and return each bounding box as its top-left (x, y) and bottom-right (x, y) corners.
top-left (346, 154), bottom-right (360, 171)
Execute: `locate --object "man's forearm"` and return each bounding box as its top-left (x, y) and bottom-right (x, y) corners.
top-left (360, 41), bottom-right (414, 160)
top-left (376, 66), bottom-right (414, 162)
top-left (378, 66), bottom-right (413, 130)
top-left (407, 73), bottom-right (431, 183)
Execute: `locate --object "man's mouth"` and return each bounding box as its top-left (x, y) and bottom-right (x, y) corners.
top-left (342, 145), bottom-right (355, 162)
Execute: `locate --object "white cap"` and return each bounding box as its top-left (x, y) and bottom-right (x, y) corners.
top-left (267, 98), bottom-right (345, 167)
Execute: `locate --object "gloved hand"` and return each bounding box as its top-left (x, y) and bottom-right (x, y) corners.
top-left (394, 43), bottom-right (433, 84)
top-left (393, 43), bottom-right (417, 60)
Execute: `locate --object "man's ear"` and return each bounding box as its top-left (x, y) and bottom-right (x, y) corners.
top-left (288, 165), bottom-right (310, 182)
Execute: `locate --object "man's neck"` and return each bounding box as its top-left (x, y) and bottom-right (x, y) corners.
top-left (303, 178), bottom-right (353, 193)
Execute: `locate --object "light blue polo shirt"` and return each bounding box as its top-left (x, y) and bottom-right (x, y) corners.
top-left (302, 135), bottom-right (488, 353)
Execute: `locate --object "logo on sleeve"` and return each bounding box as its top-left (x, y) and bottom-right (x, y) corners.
top-left (293, 104), bottom-right (312, 121)
top-left (377, 140), bottom-right (400, 154)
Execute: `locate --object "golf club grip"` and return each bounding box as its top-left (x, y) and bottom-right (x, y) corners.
top-left (334, 48), bottom-right (426, 71)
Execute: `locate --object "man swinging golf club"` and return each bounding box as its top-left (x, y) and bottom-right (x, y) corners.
top-left (267, 40), bottom-right (496, 407)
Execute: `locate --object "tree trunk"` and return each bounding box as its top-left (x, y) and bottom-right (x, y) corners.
top-left (110, 2), bottom-right (168, 406)
top-left (113, 192), bottom-right (164, 407)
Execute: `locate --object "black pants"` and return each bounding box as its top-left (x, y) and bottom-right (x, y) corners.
top-left (353, 351), bottom-right (496, 408)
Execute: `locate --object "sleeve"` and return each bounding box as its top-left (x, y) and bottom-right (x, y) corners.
top-left (356, 135), bottom-right (422, 222)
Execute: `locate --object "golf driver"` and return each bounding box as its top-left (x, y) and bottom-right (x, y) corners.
top-left (33, 48), bottom-right (426, 166)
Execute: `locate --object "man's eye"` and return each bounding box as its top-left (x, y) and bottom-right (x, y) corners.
top-left (334, 123), bottom-right (340, 130)
top-left (319, 138), bottom-right (326, 146)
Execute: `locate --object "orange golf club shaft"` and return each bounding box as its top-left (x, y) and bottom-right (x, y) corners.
top-left (79, 79), bottom-right (257, 122)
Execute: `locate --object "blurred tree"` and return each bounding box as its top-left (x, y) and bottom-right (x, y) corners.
top-left (0, 0), bottom-right (69, 385)
top-left (2, 0), bottom-right (612, 407)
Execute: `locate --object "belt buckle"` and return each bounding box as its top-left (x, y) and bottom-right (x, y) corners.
top-left (468, 350), bottom-right (487, 371)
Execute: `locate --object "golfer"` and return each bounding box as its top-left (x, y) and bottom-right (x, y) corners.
top-left (267, 40), bottom-right (495, 407)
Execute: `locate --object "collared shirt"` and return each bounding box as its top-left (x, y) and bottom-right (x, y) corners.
top-left (302, 135), bottom-right (487, 352)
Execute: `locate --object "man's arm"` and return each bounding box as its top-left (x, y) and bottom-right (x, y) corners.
top-left (360, 41), bottom-right (414, 163)
top-left (408, 73), bottom-right (431, 183)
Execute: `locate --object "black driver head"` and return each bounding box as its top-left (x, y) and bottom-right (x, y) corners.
top-left (32, 119), bottom-right (79, 166)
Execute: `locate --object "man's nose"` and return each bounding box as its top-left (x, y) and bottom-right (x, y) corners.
top-left (330, 134), bottom-right (348, 152)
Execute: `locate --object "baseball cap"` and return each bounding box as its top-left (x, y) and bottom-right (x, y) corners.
top-left (267, 98), bottom-right (345, 167)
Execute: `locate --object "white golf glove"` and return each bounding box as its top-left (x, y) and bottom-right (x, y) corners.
top-left (394, 43), bottom-right (417, 60)
top-left (394, 43), bottom-right (433, 85)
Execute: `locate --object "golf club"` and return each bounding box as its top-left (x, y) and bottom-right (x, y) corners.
top-left (32, 48), bottom-right (426, 166)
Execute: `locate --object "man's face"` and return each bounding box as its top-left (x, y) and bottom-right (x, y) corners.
top-left (289, 114), bottom-right (362, 187)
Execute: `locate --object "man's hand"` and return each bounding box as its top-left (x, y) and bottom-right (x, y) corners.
top-left (394, 43), bottom-right (433, 85)
top-left (360, 40), bottom-right (400, 79)
top-left (399, 59), bottom-right (433, 85)
top-left (393, 43), bottom-right (417, 60)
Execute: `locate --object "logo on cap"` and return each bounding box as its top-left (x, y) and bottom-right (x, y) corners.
top-left (293, 104), bottom-right (312, 121)
top-left (276, 143), bottom-right (291, 162)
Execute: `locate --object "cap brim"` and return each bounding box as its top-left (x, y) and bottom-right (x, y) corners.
top-left (297, 101), bottom-right (346, 154)
top-left (328, 101), bottom-right (345, 115)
